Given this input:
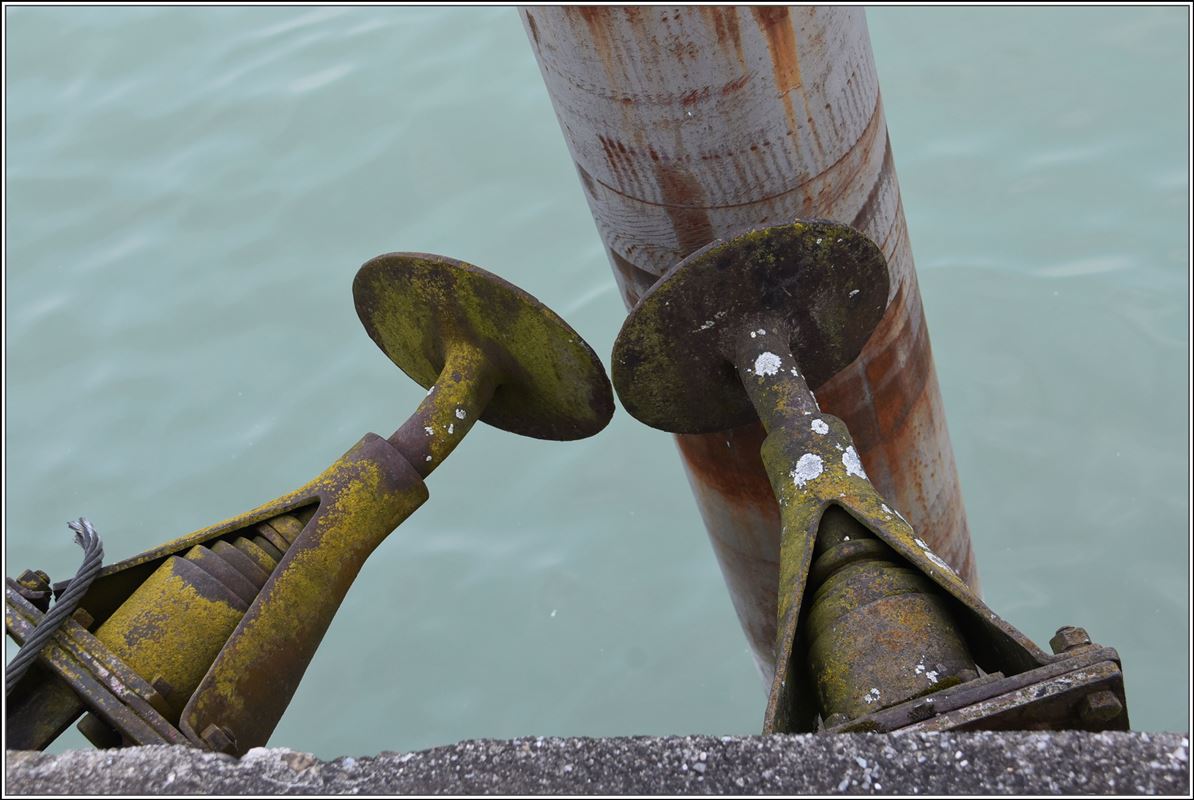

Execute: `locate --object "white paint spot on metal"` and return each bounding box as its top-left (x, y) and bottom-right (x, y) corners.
top-left (811, 419), bottom-right (829, 435)
top-left (791, 453), bottom-right (824, 488)
top-left (843, 446), bottom-right (867, 479)
top-left (455, 407), bottom-right (466, 419)
top-left (754, 352), bottom-right (782, 376)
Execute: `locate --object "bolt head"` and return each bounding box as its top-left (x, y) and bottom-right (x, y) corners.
top-left (1050, 626), bottom-right (1092, 654)
top-left (200, 724), bottom-right (237, 754)
top-left (1078, 690), bottom-right (1124, 725)
top-left (16, 569), bottom-right (50, 590)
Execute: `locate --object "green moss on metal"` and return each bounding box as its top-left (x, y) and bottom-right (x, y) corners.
top-left (354, 253), bottom-right (613, 442)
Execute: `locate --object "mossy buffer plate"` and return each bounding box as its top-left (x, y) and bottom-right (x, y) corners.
top-left (354, 253), bottom-right (614, 440)
top-left (612, 220), bottom-right (890, 434)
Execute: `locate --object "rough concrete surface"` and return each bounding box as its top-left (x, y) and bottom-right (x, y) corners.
top-left (5, 732), bottom-right (1189, 795)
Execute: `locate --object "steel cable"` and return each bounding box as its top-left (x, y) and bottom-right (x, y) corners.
top-left (5, 518), bottom-right (104, 695)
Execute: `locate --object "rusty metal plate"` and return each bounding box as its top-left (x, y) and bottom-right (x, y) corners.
top-left (612, 220), bottom-right (888, 434)
top-left (354, 252), bottom-right (613, 441)
top-left (826, 645), bottom-right (1129, 734)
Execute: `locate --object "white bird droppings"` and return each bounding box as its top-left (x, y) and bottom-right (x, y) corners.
top-left (455, 407), bottom-right (466, 419)
top-left (914, 537), bottom-right (955, 573)
top-left (842, 446), bottom-right (867, 479)
top-left (425, 455), bottom-right (432, 462)
top-left (791, 453), bottom-right (824, 488)
top-left (864, 687), bottom-right (881, 704)
top-left (424, 427), bottom-right (435, 437)
top-left (754, 352), bottom-right (782, 376)
top-left (915, 661), bottom-right (940, 684)
top-left (811, 419), bottom-right (829, 435)
top-left (447, 423), bottom-right (454, 434)
top-left (849, 289), bottom-right (860, 298)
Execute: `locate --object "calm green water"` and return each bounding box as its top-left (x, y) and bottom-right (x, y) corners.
top-left (5, 7), bottom-right (1188, 755)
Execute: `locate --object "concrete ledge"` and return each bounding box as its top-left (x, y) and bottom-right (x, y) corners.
top-left (6, 732), bottom-right (1189, 795)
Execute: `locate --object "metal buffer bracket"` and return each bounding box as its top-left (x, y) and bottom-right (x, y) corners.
top-left (611, 220), bottom-right (1128, 734)
top-left (6, 254), bottom-right (614, 755)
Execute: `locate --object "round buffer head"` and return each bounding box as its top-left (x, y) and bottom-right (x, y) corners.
top-left (354, 253), bottom-right (614, 440)
top-left (612, 220), bottom-right (890, 434)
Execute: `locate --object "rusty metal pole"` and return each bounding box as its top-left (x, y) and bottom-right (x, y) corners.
top-left (521, 6), bottom-right (978, 684)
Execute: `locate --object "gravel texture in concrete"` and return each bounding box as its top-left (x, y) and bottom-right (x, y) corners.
top-left (5, 732), bottom-right (1190, 795)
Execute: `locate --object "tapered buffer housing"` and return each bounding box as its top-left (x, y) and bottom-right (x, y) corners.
top-left (5, 254), bottom-right (613, 756)
top-left (611, 220), bottom-right (1128, 734)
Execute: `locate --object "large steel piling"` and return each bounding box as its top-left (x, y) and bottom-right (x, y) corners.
top-left (521, 5), bottom-right (977, 683)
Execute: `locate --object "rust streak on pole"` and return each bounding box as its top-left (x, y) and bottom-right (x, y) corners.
top-left (521, 5), bottom-right (977, 684)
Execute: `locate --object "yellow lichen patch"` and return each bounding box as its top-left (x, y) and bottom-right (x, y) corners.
top-left (95, 560), bottom-right (244, 721)
top-left (354, 253), bottom-right (611, 441)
